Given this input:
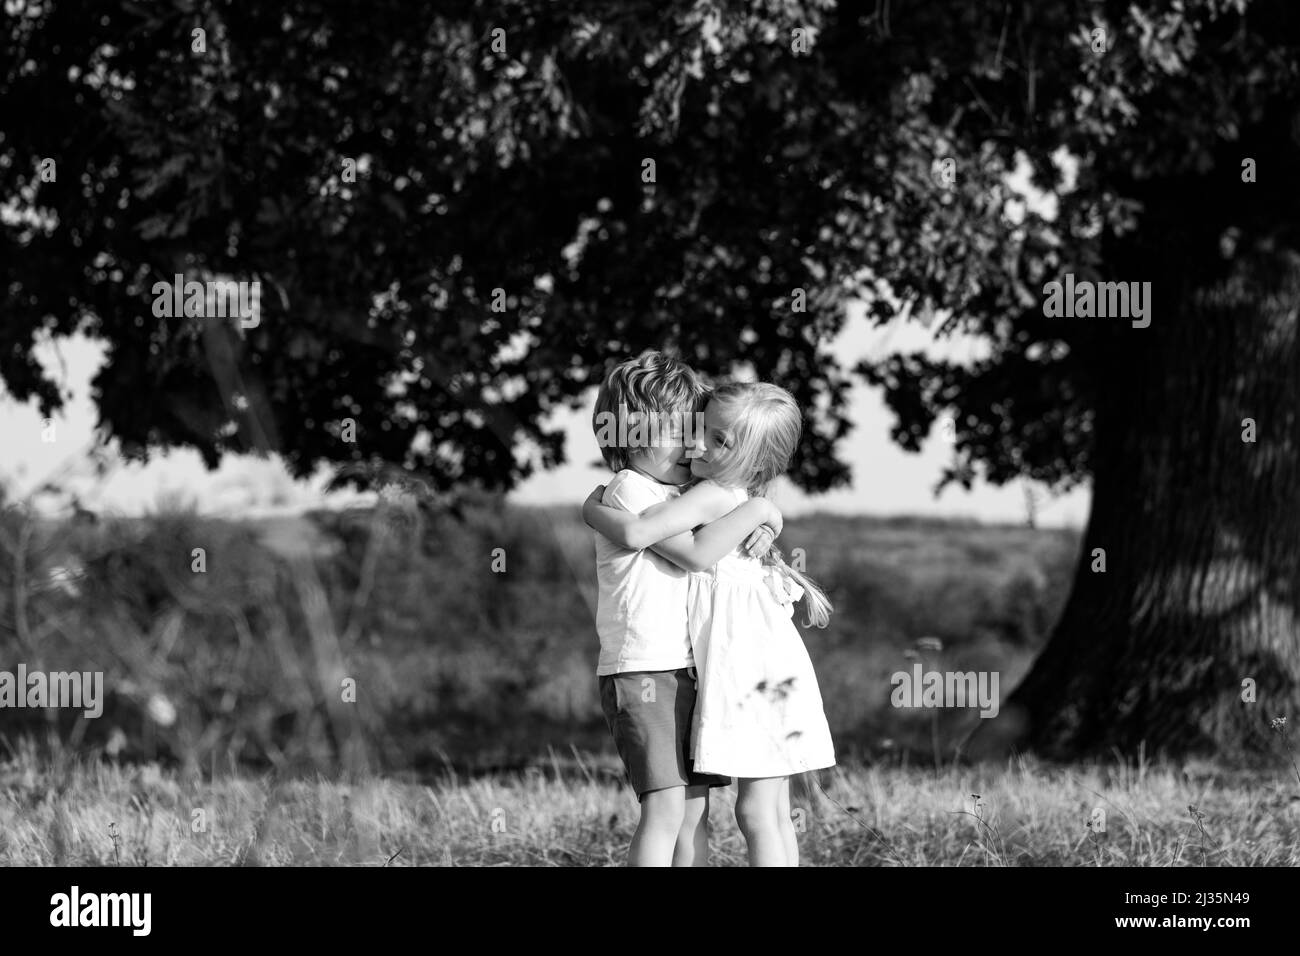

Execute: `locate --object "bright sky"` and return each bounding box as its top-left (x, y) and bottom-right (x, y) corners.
top-left (0, 301), bottom-right (1090, 528)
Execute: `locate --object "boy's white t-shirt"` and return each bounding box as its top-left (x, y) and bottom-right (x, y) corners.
top-left (594, 469), bottom-right (693, 677)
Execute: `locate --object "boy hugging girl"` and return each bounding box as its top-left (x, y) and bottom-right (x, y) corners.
top-left (588, 350), bottom-right (836, 867)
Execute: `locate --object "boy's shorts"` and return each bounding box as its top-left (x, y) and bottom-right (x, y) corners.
top-left (599, 667), bottom-right (732, 799)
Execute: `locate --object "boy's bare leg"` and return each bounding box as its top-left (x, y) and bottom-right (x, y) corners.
top-left (673, 785), bottom-right (711, 867)
top-left (629, 786), bottom-right (685, 866)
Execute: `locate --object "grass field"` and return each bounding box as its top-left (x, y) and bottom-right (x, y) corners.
top-left (3, 743), bottom-right (1299, 866)
top-left (4, 492), bottom-right (1299, 866)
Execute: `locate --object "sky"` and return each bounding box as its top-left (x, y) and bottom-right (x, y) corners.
top-left (0, 301), bottom-right (1091, 529)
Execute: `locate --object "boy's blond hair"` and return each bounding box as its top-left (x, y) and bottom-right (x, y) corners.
top-left (592, 350), bottom-right (712, 472)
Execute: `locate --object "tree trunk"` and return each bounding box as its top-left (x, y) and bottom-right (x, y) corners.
top-left (988, 242), bottom-right (1300, 760)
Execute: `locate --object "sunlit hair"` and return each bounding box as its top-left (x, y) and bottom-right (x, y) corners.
top-left (703, 382), bottom-right (802, 497)
top-left (592, 349), bottom-right (712, 472)
top-left (703, 381), bottom-right (834, 628)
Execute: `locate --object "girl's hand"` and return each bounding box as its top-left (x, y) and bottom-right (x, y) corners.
top-left (581, 485), bottom-right (607, 528)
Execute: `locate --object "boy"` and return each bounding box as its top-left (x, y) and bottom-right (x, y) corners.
top-left (591, 350), bottom-right (780, 866)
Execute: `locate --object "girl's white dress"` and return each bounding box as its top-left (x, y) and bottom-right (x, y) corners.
top-left (687, 486), bottom-right (836, 778)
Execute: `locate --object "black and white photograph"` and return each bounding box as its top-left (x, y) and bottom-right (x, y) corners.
top-left (0, 0), bottom-right (1296, 923)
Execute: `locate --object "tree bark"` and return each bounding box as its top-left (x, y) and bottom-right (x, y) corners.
top-left (986, 242), bottom-right (1300, 760)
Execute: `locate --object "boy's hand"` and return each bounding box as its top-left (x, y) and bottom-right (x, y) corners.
top-left (759, 498), bottom-right (783, 539)
top-left (743, 523), bottom-right (777, 559)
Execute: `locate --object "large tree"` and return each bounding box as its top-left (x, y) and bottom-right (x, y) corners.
top-left (2, 0), bottom-right (1295, 758)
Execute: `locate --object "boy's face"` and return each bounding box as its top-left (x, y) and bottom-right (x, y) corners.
top-left (627, 409), bottom-right (694, 486)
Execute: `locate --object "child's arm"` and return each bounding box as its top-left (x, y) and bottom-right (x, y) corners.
top-left (652, 500), bottom-right (782, 571)
top-left (584, 485), bottom-right (779, 559)
top-left (583, 482), bottom-right (782, 572)
top-left (583, 481), bottom-right (776, 549)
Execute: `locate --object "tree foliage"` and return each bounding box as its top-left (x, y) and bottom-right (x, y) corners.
top-left (1, 0), bottom-right (1296, 501)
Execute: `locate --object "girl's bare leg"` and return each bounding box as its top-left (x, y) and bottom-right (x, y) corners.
top-left (778, 776), bottom-right (799, 866)
top-left (735, 777), bottom-right (790, 866)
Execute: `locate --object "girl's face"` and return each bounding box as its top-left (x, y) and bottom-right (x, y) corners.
top-left (688, 401), bottom-right (734, 481)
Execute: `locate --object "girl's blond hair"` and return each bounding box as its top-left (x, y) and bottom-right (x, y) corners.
top-left (704, 382), bottom-right (833, 628)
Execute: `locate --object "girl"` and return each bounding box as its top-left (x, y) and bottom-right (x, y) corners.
top-left (582, 382), bottom-right (836, 866)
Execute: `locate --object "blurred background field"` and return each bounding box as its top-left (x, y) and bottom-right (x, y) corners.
top-left (0, 486), bottom-right (1080, 779)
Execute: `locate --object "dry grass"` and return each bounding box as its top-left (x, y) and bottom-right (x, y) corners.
top-left (4, 744), bottom-right (1298, 866)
